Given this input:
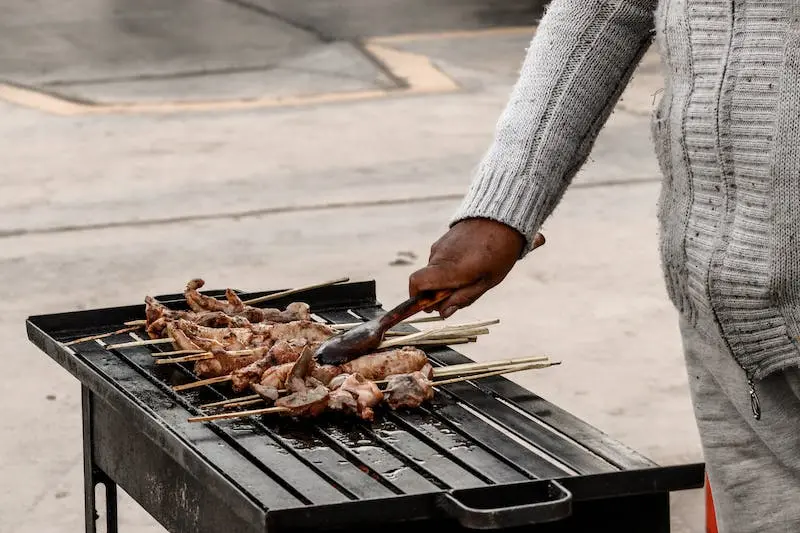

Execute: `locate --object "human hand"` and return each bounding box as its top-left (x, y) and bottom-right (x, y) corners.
top-left (408, 218), bottom-right (545, 318)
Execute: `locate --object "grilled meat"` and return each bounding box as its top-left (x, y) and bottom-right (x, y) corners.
top-left (340, 347), bottom-right (428, 381)
top-left (193, 345), bottom-right (268, 379)
top-left (328, 373), bottom-right (383, 421)
top-left (166, 321), bottom-right (203, 352)
top-left (185, 279), bottom-right (244, 314)
top-left (383, 370), bottom-right (434, 410)
top-left (184, 279), bottom-right (311, 323)
top-left (251, 362), bottom-right (295, 400)
top-left (237, 302), bottom-right (311, 324)
top-left (275, 376), bottom-right (330, 418)
top-left (194, 347), bottom-right (260, 378)
top-left (230, 339), bottom-right (312, 392)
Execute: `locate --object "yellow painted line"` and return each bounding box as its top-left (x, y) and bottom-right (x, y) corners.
top-left (365, 43), bottom-right (459, 94)
top-left (0, 41), bottom-right (460, 116)
top-left (370, 25), bottom-right (536, 44)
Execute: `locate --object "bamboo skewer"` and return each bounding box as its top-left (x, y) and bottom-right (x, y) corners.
top-left (173, 375), bottom-right (232, 391)
top-left (197, 356), bottom-right (552, 409)
top-left (333, 315), bottom-right (444, 330)
top-left (242, 278), bottom-right (350, 306)
top-left (188, 360), bottom-right (560, 423)
top-left (152, 349), bottom-right (205, 357)
top-left (63, 326), bottom-right (142, 347)
top-left (108, 338), bottom-right (173, 349)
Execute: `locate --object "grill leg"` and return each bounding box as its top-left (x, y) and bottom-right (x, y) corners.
top-left (82, 386), bottom-right (120, 533)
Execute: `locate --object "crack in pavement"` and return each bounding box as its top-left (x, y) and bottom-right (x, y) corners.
top-left (0, 176), bottom-right (660, 240)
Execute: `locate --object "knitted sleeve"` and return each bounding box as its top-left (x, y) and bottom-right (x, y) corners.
top-left (451, 0), bottom-right (657, 255)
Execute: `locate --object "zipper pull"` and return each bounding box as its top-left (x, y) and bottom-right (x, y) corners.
top-left (748, 377), bottom-right (761, 420)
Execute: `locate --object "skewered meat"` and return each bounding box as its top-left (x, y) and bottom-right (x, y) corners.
top-left (174, 319), bottom-right (334, 350)
top-left (193, 345), bottom-right (267, 379)
top-left (383, 370), bottom-right (434, 410)
top-left (275, 377), bottom-right (330, 417)
top-left (251, 362), bottom-right (295, 400)
top-left (248, 347), bottom-right (426, 395)
top-left (237, 302), bottom-right (312, 325)
top-left (328, 373), bottom-right (383, 421)
top-left (166, 321), bottom-right (203, 352)
top-left (184, 279), bottom-right (312, 323)
top-left (268, 321), bottom-right (335, 343)
top-left (174, 319), bottom-right (256, 349)
top-left (340, 347), bottom-right (428, 381)
top-left (185, 279), bottom-right (244, 314)
top-left (230, 339), bottom-right (315, 392)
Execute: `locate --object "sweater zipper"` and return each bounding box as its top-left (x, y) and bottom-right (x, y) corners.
top-left (710, 0), bottom-right (761, 421)
top-left (747, 373), bottom-right (761, 420)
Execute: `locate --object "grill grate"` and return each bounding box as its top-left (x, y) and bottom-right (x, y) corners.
top-left (26, 281), bottom-right (704, 531)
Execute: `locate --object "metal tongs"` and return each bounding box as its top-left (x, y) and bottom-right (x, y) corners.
top-left (314, 232), bottom-right (545, 366)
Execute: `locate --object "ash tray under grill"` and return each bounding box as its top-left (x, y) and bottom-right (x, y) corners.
top-left (436, 479), bottom-right (572, 529)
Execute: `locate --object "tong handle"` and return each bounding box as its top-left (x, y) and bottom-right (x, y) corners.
top-left (377, 290), bottom-right (453, 331)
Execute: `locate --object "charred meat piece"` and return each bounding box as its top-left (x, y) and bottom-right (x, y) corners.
top-left (311, 363), bottom-right (342, 385)
top-left (267, 321), bottom-right (335, 344)
top-left (237, 302), bottom-right (311, 324)
top-left (185, 279), bottom-right (241, 314)
top-left (166, 321), bottom-right (202, 352)
top-left (340, 347), bottom-right (429, 381)
top-left (230, 340), bottom-right (313, 393)
top-left (328, 373), bottom-right (383, 421)
top-left (183, 279), bottom-right (311, 323)
top-left (251, 362), bottom-right (295, 400)
top-left (175, 319), bottom-right (256, 348)
top-left (275, 377), bottom-right (330, 417)
top-left (145, 296), bottom-right (193, 338)
top-left (193, 345), bottom-right (266, 378)
top-left (383, 371), bottom-right (434, 410)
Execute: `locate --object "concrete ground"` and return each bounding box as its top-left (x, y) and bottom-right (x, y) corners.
top-left (0, 1), bottom-right (704, 532)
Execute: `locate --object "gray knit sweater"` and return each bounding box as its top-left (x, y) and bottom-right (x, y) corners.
top-left (453, 0), bottom-right (800, 387)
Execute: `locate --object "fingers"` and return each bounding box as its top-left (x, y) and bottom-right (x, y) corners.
top-left (435, 280), bottom-right (492, 318)
top-left (408, 262), bottom-right (477, 298)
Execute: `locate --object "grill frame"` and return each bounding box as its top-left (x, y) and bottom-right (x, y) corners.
top-left (26, 280), bottom-right (704, 532)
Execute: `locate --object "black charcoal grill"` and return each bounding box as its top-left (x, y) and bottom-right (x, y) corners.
top-left (26, 280), bottom-right (704, 533)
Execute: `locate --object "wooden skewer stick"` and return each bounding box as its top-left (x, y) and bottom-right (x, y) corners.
top-left (152, 349), bottom-right (205, 357)
top-left (63, 326), bottom-right (142, 347)
top-left (333, 315), bottom-right (444, 330)
top-left (107, 338), bottom-right (172, 349)
top-left (242, 277), bottom-right (350, 306)
top-left (173, 375), bottom-right (232, 391)
top-left (156, 348), bottom-right (263, 365)
top-left (432, 360), bottom-right (560, 386)
top-left (124, 320), bottom-right (147, 327)
top-left (188, 360), bottom-right (560, 423)
top-left (198, 356), bottom-right (551, 409)
top-left (434, 355), bottom-right (550, 373)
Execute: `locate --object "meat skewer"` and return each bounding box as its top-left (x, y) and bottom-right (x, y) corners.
top-left (170, 321), bottom-right (336, 379)
top-left (183, 279), bottom-right (313, 324)
top-left (187, 360), bottom-right (560, 423)
top-left (200, 356), bottom-right (550, 410)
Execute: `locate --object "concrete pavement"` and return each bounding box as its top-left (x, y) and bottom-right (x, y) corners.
top-left (0, 2), bottom-right (704, 532)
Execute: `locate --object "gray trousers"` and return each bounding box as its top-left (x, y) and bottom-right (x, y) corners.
top-left (680, 317), bottom-right (800, 532)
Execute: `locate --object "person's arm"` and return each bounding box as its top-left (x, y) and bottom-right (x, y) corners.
top-left (410, 0), bottom-right (657, 317)
top-left (453, 0), bottom-right (657, 255)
